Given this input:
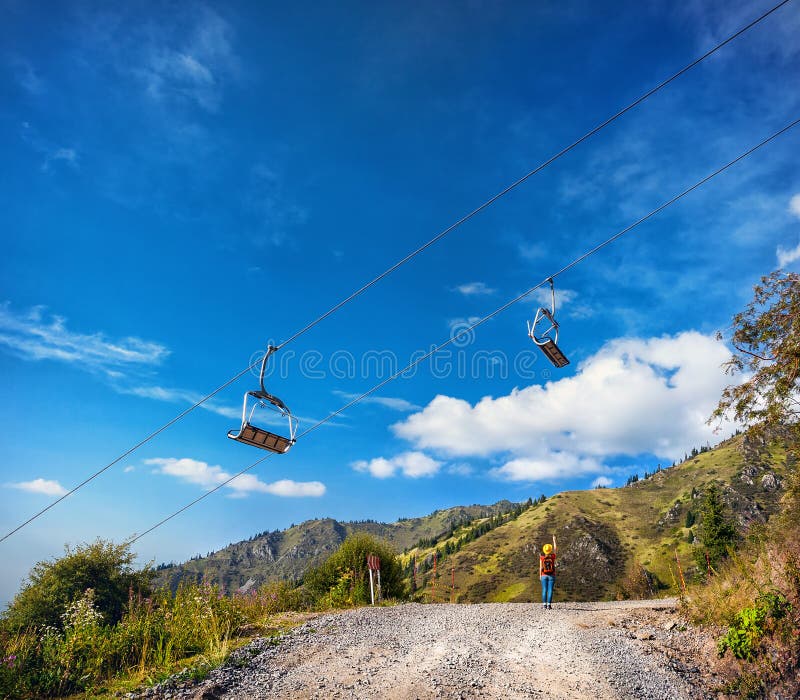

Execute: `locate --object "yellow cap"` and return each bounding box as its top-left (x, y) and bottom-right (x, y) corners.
top-left (543, 543), bottom-right (553, 554)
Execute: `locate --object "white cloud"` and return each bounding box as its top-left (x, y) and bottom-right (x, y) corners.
top-left (332, 391), bottom-right (420, 412)
top-left (130, 8), bottom-right (239, 112)
top-left (778, 195), bottom-right (800, 267)
top-left (7, 478), bottom-right (67, 496)
top-left (124, 466), bottom-right (136, 473)
top-left (147, 457), bottom-right (325, 498)
top-left (591, 476), bottom-right (614, 488)
top-left (393, 332), bottom-right (736, 480)
top-left (777, 241), bottom-right (800, 268)
top-left (491, 452), bottom-right (602, 483)
top-left (352, 451), bottom-right (442, 479)
top-left (264, 479), bottom-right (326, 498)
top-left (454, 282), bottom-right (496, 296)
top-left (790, 194), bottom-right (800, 219)
top-left (0, 303), bottom-right (169, 374)
top-left (120, 384), bottom-right (240, 420)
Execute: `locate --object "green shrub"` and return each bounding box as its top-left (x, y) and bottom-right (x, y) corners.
top-left (1, 539), bottom-right (153, 633)
top-left (304, 533), bottom-right (406, 606)
top-left (718, 591), bottom-right (791, 661)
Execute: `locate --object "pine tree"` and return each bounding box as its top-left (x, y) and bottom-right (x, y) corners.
top-left (695, 485), bottom-right (737, 570)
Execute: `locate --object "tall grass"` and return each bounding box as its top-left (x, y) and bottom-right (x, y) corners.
top-left (0, 580), bottom-right (310, 699)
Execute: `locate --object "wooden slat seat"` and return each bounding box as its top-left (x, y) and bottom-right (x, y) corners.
top-left (228, 424), bottom-right (294, 454)
top-left (538, 338), bottom-right (570, 368)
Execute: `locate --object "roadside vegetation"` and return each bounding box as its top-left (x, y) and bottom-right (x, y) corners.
top-left (684, 270), bottom-right (800, 698)
top-left (0, 533), bottom-right (401, 699)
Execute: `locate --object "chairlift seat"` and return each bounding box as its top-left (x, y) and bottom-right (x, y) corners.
top-left (538, 338), bottom-right (570, 368)
top-left (228, 424), bottom-right (294, 454)
top-left (227, 362), bottom-right (298, 454)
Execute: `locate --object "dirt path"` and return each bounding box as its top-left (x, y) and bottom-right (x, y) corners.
top-left (138, 599), bottom-right (721, 699)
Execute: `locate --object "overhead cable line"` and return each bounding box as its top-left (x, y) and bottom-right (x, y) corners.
top-left (1, 0), bottom-right (790, 544)
top-left (129, 115), bottom-right (800, 544)
top-left (0, 366), bottom-right (259, 545)
top-left (274, 0), bottom-right (793, 350)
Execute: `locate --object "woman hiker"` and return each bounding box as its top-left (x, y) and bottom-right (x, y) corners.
top-left (539, 534), bottom-right (557, 609)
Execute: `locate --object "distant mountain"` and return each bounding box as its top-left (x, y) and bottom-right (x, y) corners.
top-left (154, 501), bottom-right (520, 593)
top-left (156, 434), bottom-right (792, 603)
top-left (409, 433), bottom-right (792, 603)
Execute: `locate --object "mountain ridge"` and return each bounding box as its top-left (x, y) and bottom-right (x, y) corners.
top-left (156, 433), bottom-right (791, 602)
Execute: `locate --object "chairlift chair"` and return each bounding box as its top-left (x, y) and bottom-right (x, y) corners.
top-left (228, 346), bottom-right (298, 453)
top-left (527, 278), bottom-right (570, 368)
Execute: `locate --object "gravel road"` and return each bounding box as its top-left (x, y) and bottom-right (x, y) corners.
top-left (138, 599), bottom-right (720, 700)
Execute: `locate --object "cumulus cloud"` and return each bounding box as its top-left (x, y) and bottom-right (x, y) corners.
top-left (491, 453), bottom-right (603, 483)
top-left (147, 458), bottom-right (325, 498)
top-left (352, 451), bottom-right (442, 479)
top-left (393, 332), bottom-right (736, 482)
top-left (591, 476), bottom-right (614, 488)
top-left (0, 303), bottom-right (169, 374)
top-left (7, 478), bottom-right (68, 496)
top-left (265, 479), bottom-right (326, 497)
top-left (454, 282), bottom-right (496, 296)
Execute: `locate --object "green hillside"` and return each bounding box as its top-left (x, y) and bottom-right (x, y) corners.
top-left (408, 434), bottom-right (790, 603)
top-left (156, 434), bottom-right (790, 603)
top-left (154, 501), bottom-right (519, 592)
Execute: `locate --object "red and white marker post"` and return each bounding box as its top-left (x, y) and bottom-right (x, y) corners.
top-left (367, 553), bottom-right (381, 605)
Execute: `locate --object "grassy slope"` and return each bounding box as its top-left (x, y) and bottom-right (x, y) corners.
top-left (410, 436), bottom-right (788, 603)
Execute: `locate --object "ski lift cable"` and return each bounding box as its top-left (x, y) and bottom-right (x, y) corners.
top-left (0, 1), bottom-right (790, 544)
top-left (130, 454), bottom-right (273, 545)
top-left (0, 365), bottom-right (259, 545)
top-left (273, 0), bottom-right (793, 352)
top-left (128, 115), bottom-right (800, 544)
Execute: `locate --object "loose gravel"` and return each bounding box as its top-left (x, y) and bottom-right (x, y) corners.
top-left (133, 599), bottom-right (721, 699)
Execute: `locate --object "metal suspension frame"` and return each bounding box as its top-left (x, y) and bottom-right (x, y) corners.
top-left (228, 346), bottom-right (298, 452)
top-left (527, 278), bottom-right (560, 347)
top-left (527, 278), bottom-right (570, 368)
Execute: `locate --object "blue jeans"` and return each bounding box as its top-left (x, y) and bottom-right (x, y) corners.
top-left (541, 575), bottom-right (554, 604)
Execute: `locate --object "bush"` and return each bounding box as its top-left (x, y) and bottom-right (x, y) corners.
top-left (304, 533), bottom-right (406, 607)
top-left (1, 539), bottom-right (153, 633)
top-left (718, 591), bottom-right (791, 661)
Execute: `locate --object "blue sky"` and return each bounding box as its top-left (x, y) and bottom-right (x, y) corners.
top-left (1, 0), bottom-right (799, 606)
